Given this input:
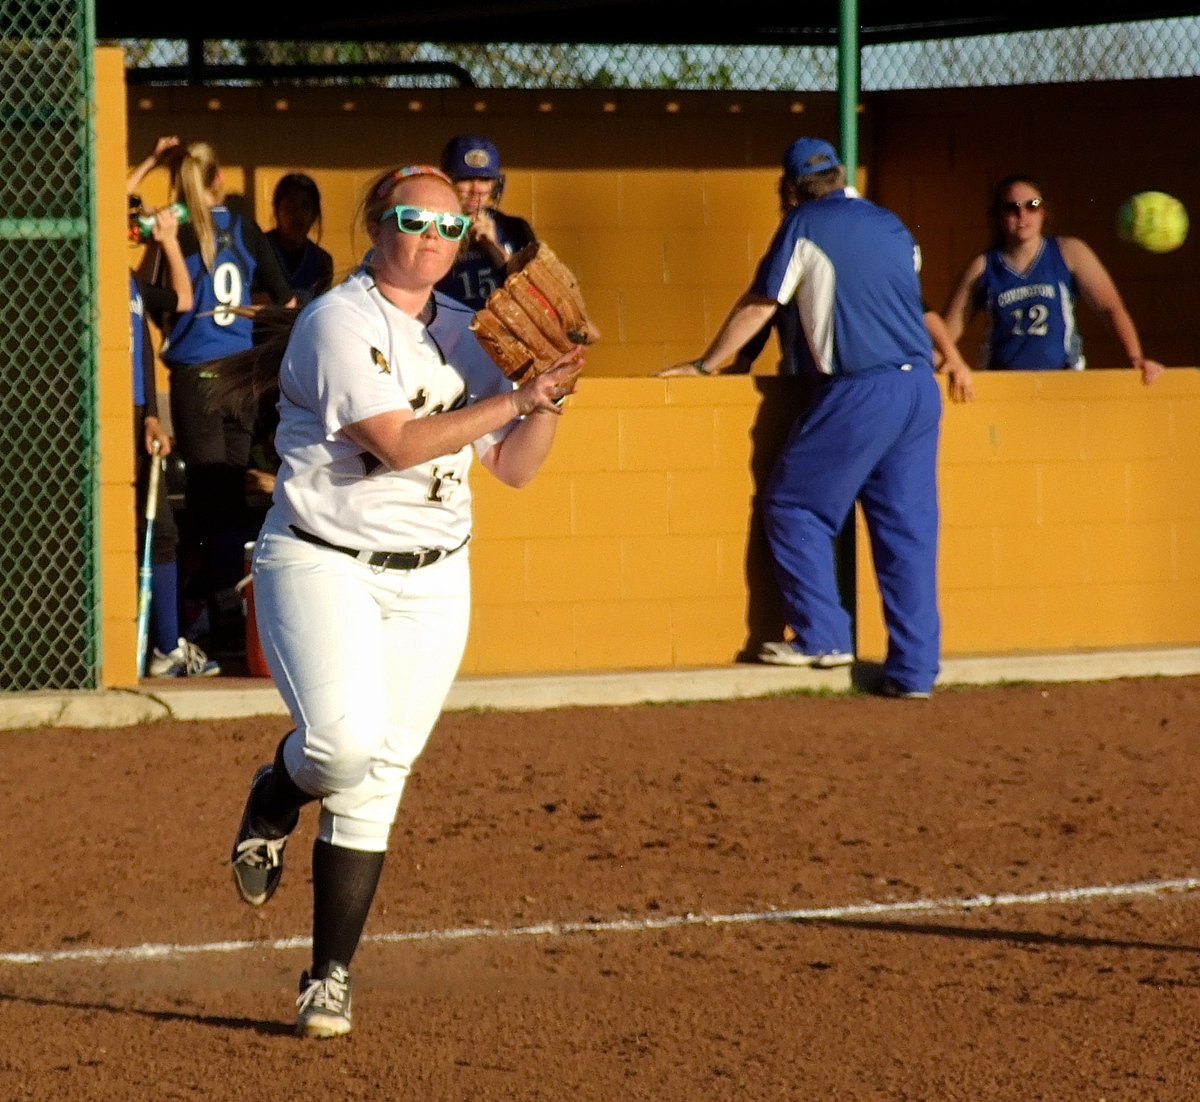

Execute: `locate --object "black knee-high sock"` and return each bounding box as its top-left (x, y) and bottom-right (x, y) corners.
top-left (311, 839), bottom-right (386, 977)
top-left (254, 732), bottom-right (316, 837)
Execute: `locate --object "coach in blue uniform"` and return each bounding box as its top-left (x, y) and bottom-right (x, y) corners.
top-left (664, 137), bottom-right (942, 698)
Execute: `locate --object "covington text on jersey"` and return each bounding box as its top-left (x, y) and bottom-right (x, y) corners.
top-left (996, 282), bottom-right (1056, 307)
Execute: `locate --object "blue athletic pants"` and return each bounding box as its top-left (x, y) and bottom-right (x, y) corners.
top-left (763, 366), bottom-right (942, 693)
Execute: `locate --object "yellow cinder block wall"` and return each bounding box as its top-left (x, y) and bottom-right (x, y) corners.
top-left (462, 376), bottom-right (815, 673)
top-left (856, 370), bottom-right (1200, 662)
top-left (464, 370), bottom-right (1200, 679)
top-left (97, 69), bottom-right (1200, 685)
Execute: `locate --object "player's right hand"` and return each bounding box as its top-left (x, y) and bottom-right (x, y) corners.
top-left (152, 135), bottom-right (180, 162)
top-left (944, 361), bottom-right (975, 403)
top-left (512, 347), bottom-right (584, 415)
top-left (143, 416), bottom-right (172, 457)
top-left (152, 206), bottom-right (182, 242)
top-left (470, 209), bottom-right (499, 246)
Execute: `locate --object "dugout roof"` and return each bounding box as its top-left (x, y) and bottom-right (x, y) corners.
top-left (94, 1), bottom-right (1200, 49)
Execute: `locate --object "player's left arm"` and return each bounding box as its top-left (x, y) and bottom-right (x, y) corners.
top-left (127, 135), bottom-right (179, 196)
top-left (474, 211), bottom-right (535, 270)
top-left (469, 209), bottom-right (507, 267)
top-left (1062, 236), bottom-right (1164, 385)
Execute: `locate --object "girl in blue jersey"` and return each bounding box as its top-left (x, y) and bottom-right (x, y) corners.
top-left (434, 136), bottom-right (537, 310)
top-left (942, 175), bottom-right (1163, 384)
top-left (266, 172), bottom-right (335, 306)
top-left (155, 140), bottom-right (296, 657)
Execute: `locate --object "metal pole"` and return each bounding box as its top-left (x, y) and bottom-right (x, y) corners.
top-left (836, 0), bottom-right (860, 642)
top-left (838, 0), bottom-right (860, 188)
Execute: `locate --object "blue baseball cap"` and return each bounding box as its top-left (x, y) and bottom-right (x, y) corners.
top-left (783, 137), bottom-right (842, 179)
top-left (441, 135), bottom-right (502, 180)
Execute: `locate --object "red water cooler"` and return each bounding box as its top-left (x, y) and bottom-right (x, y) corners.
top-left (241, 541), bottom-right (271, 677)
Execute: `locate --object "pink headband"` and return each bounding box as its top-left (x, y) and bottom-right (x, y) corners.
top-left (373, 164), bottom-right (453, 199)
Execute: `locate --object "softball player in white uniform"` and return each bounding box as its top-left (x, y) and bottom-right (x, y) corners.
top-left (229, 165), bottom-right (582, 1040)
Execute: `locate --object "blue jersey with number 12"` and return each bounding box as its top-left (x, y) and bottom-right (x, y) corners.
top-left (978, 237), bottom-right (1082, 370)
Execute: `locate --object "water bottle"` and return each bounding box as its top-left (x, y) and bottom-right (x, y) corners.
top-left (129, 201), bottom-right (190, 243)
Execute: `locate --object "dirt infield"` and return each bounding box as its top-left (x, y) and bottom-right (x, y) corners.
top-left (3, 675), bottom-right (1200, 1100)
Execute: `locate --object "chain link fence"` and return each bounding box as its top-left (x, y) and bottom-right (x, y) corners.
top-left (1, 0), bottom-right (99, 690)
top-left (112, 17), bottom-right (1200, 90)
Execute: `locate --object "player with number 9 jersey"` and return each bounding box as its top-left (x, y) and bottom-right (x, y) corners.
top-left (162, 200), bottom-right (292, 365)
top-left (151, 140), bottom-right (295, 656)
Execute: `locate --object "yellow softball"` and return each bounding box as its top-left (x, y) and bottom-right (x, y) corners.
top-left (1117, 191), bottom-right (1189, 254)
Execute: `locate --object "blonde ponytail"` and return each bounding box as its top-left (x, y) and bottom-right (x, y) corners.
top-left (172, 141), bottom-right (221, 271)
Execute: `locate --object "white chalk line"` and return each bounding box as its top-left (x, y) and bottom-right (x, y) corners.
top-left (3, 875), bottom-right (1198, 968)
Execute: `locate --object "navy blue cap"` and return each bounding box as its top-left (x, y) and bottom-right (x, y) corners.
top-left (441, 135), bottom-right (502, 180)
top-left (783, 137), bottom-right (842, 179)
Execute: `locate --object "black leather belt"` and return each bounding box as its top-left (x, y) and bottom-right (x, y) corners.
top-left (289, 525), bottom-right (468, 571)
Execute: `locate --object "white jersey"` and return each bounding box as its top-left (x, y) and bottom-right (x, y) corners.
top-left (266, 268), bottom-right (515, 552)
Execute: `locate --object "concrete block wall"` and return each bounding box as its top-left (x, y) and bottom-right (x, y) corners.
top-left (856, 369), bottom-right (1200, 662)
top-left (460, 376), bottom-right (812, 674)
top-left (462, 369), bottom-right (1200, 678)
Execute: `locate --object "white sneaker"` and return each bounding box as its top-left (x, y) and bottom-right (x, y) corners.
top-left (296, 963), bottom-right (353, 1039)
top-left (147, 637), bottom-right (221, 677)
top-left (757, 642), bottom-right (853, 668)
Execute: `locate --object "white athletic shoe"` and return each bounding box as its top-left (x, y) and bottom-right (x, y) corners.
top-left (757, 642), bottom-right (853, 669)
top-left (147, 637), bottom-right (221, 677)
top-left (296, 963), bottom-right (353, 1039)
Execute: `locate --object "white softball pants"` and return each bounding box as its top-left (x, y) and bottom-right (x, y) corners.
top-left (251, 520), bottom-right (471, 852)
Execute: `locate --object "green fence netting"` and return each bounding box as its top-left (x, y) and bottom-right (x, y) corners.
top-left (113, 17), bottom-right (1200, 90)
top-left (1, 0), bottom-right (99, 690)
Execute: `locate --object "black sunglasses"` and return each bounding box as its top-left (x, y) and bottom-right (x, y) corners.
top-left (1000, 198), bottom-right (1044, 214)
